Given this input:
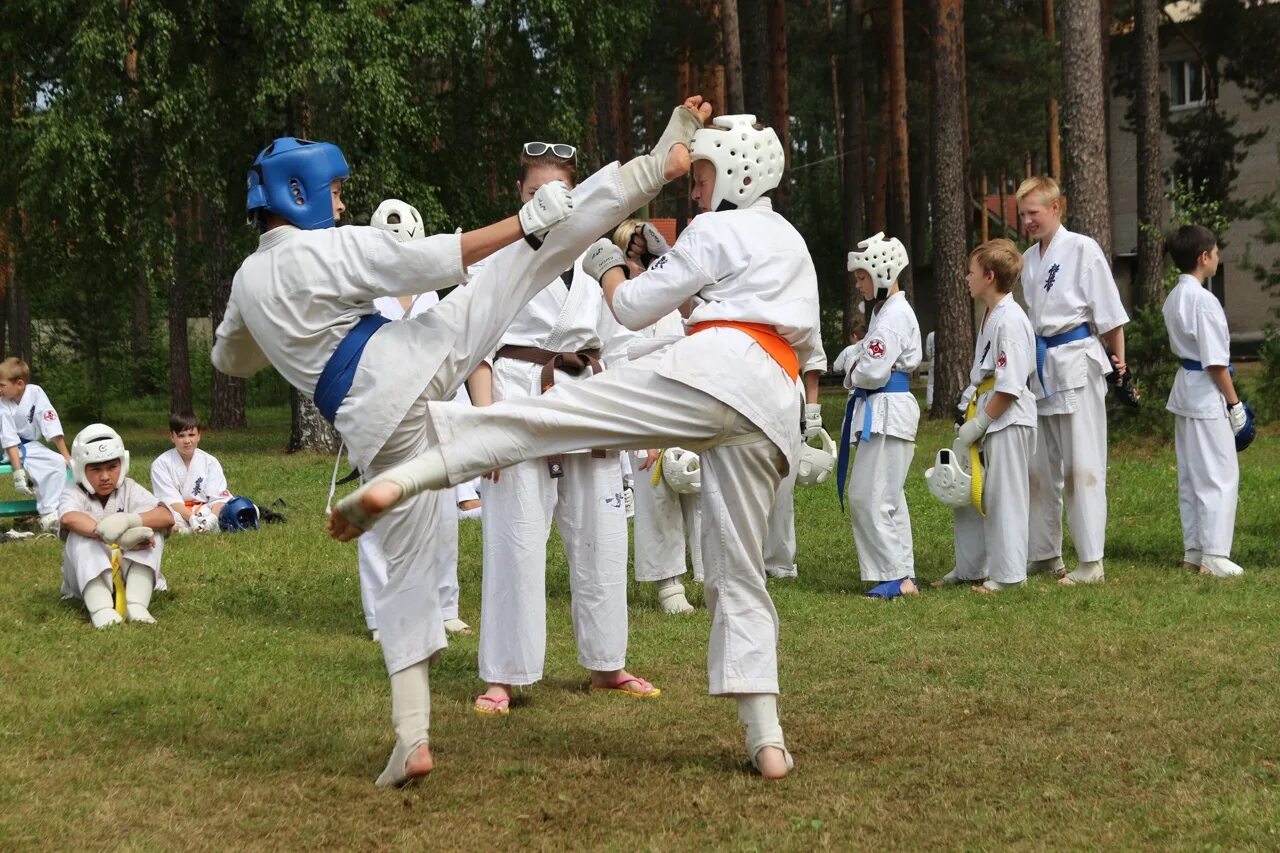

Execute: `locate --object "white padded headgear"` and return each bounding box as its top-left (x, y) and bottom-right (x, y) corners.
top-left (796, 429), bottom-right (836, 486)
top-left (71, 423), bottom-right (130, 492)
top-left (689, 114), bottom-right (784, 211)
top-left (371, 198), bottom-right (425, 242)
top-left (847, 232), bottom-right (909, 299)
top-left (924, 447), bottom-right (971, 509)
top-left (662, 448), bottom-right (701, 495)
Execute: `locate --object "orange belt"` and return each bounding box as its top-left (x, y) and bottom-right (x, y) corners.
top-left (184, 500), bottom-right (204, 509)
top-left (690, 321), bottom-right (799, 380)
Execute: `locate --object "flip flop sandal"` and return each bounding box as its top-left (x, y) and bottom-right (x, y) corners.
top-left (591, 676), bottom-right (662, 699)
top-left (473, 694), bottom-right (510, 716)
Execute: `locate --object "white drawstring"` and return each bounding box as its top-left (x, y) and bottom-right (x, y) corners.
top-left (324, 441), bottom-right (346, 517)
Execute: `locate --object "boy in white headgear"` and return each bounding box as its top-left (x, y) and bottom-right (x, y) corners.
top-left (1017, 176), bottom-right (1129, 586)
top-left (332, 112), bottom-right (822, 780)
top-left (58, 424), bottom-right (175, 628)
top-left (0, 357), bottom-right (72, 531)
top-left (930, 239), bottom-right (1036, 592)
top-left (214, 97), bottom-right (707, 788)
top-left (838, 233), bottom-right (922, 598)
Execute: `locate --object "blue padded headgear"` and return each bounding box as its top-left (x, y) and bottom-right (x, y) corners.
top-left (1236, 401), bottom-right (1256, 452)
top-left (246, 137), bottom-right (349, 230)
top-left (219, 496), bottom-right (261, 532)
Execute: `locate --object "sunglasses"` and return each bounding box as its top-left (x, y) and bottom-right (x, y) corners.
top-left (523, 141), bottom-right (577, 160)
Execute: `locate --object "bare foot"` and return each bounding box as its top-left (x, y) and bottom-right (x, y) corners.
top-left (662, 96), bottom-right (714, 181)
top-left (754, 746), bottom-right (791, 780)
top-left (403, 742), bottom-right (434, 780)
top-left (327, 480), bottom-right (405, 541)
top-left (900, 578), bottom-right (919, 596)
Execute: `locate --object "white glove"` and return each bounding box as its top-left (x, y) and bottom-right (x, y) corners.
top-left (117, 526), bottom-right (154, 551)
top-left (96, 512), bottom-right (143, 544)
top-left (635, 222), bottom-right (671, 265)
top-left (955, 410), bottom-right (993, 448)
top-left (518, 179), bottom-right (574, 241)
top-left (582, 238), bottom-right (628, 283)
top-left (803, 403), bottom-right (824, 438)
top-left (12, 468), bottom-right (33, 496)
top-left (1228, 401), bottom-right (1248, 434)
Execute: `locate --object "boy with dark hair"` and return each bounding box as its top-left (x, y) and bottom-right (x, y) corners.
top-left (150, 411), bottom-right (232, 535)
top-left (1162, 224), bottom-right (1250, 577)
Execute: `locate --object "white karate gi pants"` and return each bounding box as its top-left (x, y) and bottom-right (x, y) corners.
top-left (631, 450), bottom-right (704, 583)
top-left (61, 532), bottom-right (167, 599)
top-left (479, 452), bottom-right (628, 684)
top-left (357, 520), bottom-right (460, 632)
top-left (360, 162), bottom-right (644, 676)
top-left (847, 435), bottom-right (916, 582)
top-left (1175, 414), bottom-right (1237, 557)
top-left (764, 463), bottom-right (798, 575)
top-left (1028, 377), bottom-right (1108, 564)
top-left (429, 360), bottom-right (787, 696)
top-left (953, 425), bottom-right (1034, 584)
top-left (20, 442), bottom-right (66, 517)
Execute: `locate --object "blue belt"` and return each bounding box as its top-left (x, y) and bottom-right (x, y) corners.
top-left (314, 314), bottom-right (391, 425)
top-left (1181, 359), bottom-right (1234, 376)
top-left (836, 371), bottom-right (911, 509)
top-left (1035, 322), bottom-right (1091, 397)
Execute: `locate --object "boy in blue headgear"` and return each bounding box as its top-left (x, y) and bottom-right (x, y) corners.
top-left (213, 97), bottom-right (708, 788)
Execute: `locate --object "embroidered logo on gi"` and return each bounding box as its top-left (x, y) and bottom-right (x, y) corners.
top-left (43, 410), bottom-right (56, 422)
top-left (26, 405), bottom-right (35, 424)
top-left (1044, 263), bottom-right (1061, 292)
top-left (997, 351), bottom-right (1007, 368)
top-left (650, 255), bottom-right (669, 270)
top-left (604, 493), bottom-right (623, 508)
top-left (193, 476), bottom-right (205, 498)
top-left (867, 339), bottom-right (886, 359)
top-left (980, 341), bottom-right (991, 363)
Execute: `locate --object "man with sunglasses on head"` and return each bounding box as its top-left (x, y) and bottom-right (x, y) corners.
top-left (462, 140), bottom-right (660, 719)
top-left (213, 95), bottom-right (710, 788)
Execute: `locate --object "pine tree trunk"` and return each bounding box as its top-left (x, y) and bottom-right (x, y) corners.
top-left (287, 389), bottom-right (340, 454)
top-left (208, 199), bottom-right (246, 429)
top-left (723, 0), bottom-right (745, 113)
top-left (1060, 0), bottom-right (1113, 260)
top-left (1043, 0), bottom-right (1062, 178)
top-left (168, 196), bottom-right (193, 416)
top-left (124, 0), bottom-right (151, 395)
top-left (0, 208), bottom-right (11, 360)
top-left (842, 0), bottom-right (868, 339)
top-left (1135, 0), bottom-right (1165, 306)
top-left (930, 0), bottom-right (973, 418)
top-left (768, 0), bottom-right (790, 215)
top-left (9, 209), bottom-right (30, 366)
top-left (741, 0), bottom-right (771, 123)
top-left (614, 71), bottom-right (633, 162)
top-left (700, 0), bottom-right (727, 119)
top-left (888, 0), bottom-right (913, 296)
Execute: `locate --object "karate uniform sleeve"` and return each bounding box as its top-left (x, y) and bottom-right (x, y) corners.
top-left (57, 482), bottom-right (84, 517)
top-left (33, 388), bottom-right (65, 440)
top-left (848, 329), bottom-right (905, 389)
top-left (611, 226), bottom-right (716, 331)
top-left (0, 412), bottom-right (16, 450)
top-left (992, 327), bottom-right (1033, 396)
top-left (205, 455), bottom-right (232, 500)
top-left (1195, 297), bottom-right (1231, 368)
top-left (149, 456), bottom-right (182, 506)
top-left (212, 296), bottom-right (273, 378)
top-left (798, 324), bottom-right (827, 375)
top-left (358, 229), bottom-right (466, 299)
top-left (597, 298), bottom-right (641, 368)
top-left (1082, 241), bottom-right (1129, 334)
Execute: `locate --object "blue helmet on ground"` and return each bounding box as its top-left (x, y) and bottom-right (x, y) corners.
top-left (246, 137), bottom-right (349, 230)
top-left (1236, 401), bottom-right (1256, 452)
top-left (219, 496), bottom-right (261, 532)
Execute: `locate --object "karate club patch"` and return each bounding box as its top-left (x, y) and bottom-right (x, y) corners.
top-left (867, 339), bottom-right (886, 359)
top-left (996, 351), bottom-right (1007, 368)
top-left (43, 410), bottom-right (57, 422)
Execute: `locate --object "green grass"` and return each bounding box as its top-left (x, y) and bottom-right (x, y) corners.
top-left (1, 393), bottom-right (1279, 849)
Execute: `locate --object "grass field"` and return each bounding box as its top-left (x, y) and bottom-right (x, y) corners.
top-left (2, 392), bottom-right (1278, 849)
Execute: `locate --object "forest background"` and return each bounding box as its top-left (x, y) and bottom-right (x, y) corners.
top-left (1, 0), bottom-right (1279, 449)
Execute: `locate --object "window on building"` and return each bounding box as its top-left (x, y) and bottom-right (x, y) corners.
top-left (1169, 60), bottom-right (1207, 109)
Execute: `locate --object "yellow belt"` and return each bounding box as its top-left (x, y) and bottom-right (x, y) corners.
top-left (110, 545), bottom-right (127, 618)
top-left (650, 451), bottom-right (665, 487)
top-left (964, 378), bottom-right (997, 516)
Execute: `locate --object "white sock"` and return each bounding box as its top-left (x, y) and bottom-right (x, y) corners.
top-left (736, 693), bottom-right (791, 769)
top-left (377, 660), bottom-right (431, 787)
top-left (1028, 556), bottom-right (1065, 576)
top-left (83, 576), bottom-right (122, 629)
top-left (1064, 560), bottom-right (1105, 584)
top-left (619, 104), bottom-right (704, 199)
top-left (1183, 549), bottom-right (1203, 567)
top-left (980, 579), bottom-right (1024, 592)
top-left (125, 564), bottom-right (156, 623)
top-left (656, 576), bottom-right (694, 614)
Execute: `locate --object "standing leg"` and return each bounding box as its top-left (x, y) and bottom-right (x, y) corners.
top-left (1174, 416), bottom-right (1201, 569)
top-left (357, 531), bottom-right (389, 636)
top-left (848, 436), bottom-right (914, 584)
top-left (1189, 413), bottom-right (1242, 576)
top-left (1027, 411), bottom-right (1066, 571)
top-left (683, 493), bottom-right (706, 583)
top-left (763, 460), bottom-right (799, 578)
top-left (981, 426), bottom-right (1033, 587)
top-left (433, 505), bottom-right (469, 633)
top-left (632, 449), bottom-right (695, 613)
top-left (1059, 379), bottom-right (1108, 584)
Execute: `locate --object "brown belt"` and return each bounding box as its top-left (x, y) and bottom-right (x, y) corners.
top-left (495, 345), bottom-right (607, 477)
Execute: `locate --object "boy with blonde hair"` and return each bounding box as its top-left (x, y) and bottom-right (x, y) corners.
top-left (1017, 176), bottom-right (1128, 586)
top-left (0, 357), bottom-right (71, 531)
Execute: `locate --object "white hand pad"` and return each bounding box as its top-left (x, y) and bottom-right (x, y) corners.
top-left (117, 526), bottom-right (154, 551)
top-left (519, 179), bottom-right (574, 240)
top-left (12, 468), bottom-right (33, 496)
top-left (96, 512), bottom-right (143, 544)
top-left (583, 238), bottom-right (627, 283)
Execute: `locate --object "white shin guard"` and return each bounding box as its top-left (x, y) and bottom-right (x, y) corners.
top-left (377, 661), bottom-right (431, 788)
top-left (656, 577), bottom-right (694, 615)
top-left (736, 693), bottom-right (792, 772)
top-left (337, 450), bottom-right (450, 531)
top-left (83, 576), bottom-right (122, 629)
top-left (125, 564), bottom-right (156, 623)
top-left (620, 105), bottom-right (705, 199)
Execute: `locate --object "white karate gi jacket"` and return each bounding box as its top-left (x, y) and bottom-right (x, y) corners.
top-left (0, 384), bottom-right (64, 449)
top-left (1163, 274), bottom-right (1232, 419)
top-left (959, 294), bottom-right (1037, 433)
top-left (843, 292), bottom-right (922, 442)
top-left (149, 448), bottom-right (232, 507)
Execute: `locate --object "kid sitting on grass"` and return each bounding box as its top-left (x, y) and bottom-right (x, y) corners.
top-left (150, 411), bottom-right (233, 534)
top-left (59, 424), bottom-right (174, 628)
top-left (0, 357), bottom-right (73, 532)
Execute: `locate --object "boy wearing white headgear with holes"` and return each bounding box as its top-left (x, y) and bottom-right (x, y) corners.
top-left (58, 424), bottom-right (175, 628)
top-left (838, 233), bottom-right (922, 599)
top-left (928, 240), bottom-right (1036, 592)
top-left (332, 113), bottom-right (822, 780)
